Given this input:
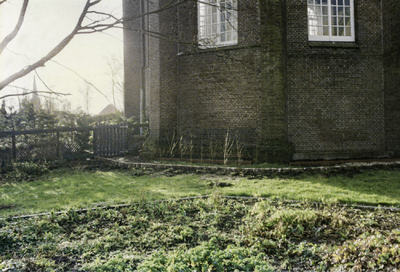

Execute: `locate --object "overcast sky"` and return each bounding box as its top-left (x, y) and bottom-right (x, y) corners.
top-left (0, 0), bottom-right (123, 115)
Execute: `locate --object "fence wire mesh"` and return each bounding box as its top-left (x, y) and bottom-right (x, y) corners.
top-left (0, 124), bottom-right (128, 165)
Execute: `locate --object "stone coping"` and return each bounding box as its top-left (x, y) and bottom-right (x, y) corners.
top-left (95, 156), bottom-right (400, 176)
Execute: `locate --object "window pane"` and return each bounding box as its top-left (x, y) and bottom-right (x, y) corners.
top-left (308, 0), bottom-right (353, 40)
top-left (220, 32), bottom-right (226, 42)
top-left (220, 22), bottom-right (226, 32)
top-left (226, 11), bottom-right (231, 21)
top-left (345, 27), bottom-right (351, 36)
top-left (314, 6), bottom-right (322, 16)
top-left (198, 0), bottom-right (237, 46)
top-left (227, 31), bottom-right (232, 41)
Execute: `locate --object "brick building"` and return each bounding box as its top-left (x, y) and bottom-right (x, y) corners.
top-left (123, 0), bottom-right (400, 161)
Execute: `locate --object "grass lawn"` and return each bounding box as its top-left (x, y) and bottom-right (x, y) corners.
top-left (1, 196), bottom-right (400, 271)
top-left (1, 166), bottom-right (400, 217)
top-left (1, 164), bottom-right (400, 271)
top-left (0, 168), bottom-right (209, 217)
top-left (221, 170), bottom-right (400, 206)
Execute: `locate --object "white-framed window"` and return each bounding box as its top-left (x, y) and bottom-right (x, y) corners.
top-left (308, 0), bottom-right (355, 42)
top-left (198, 0), bottom-right (238, 48)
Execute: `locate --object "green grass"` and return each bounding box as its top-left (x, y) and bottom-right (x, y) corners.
top-left (1, 167), bottom-right (400, 217)
top-left (220, 170), bottom-right (400, 205)
top-left (2, 197), bottom-right (400, 271)
top-left (0, 168), bottom-right (210, 217)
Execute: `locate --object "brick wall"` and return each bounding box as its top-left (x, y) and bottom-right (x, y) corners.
top-left (124, 0), bottom-right (397, 161)
top-left (154, 0), bottom-right (178, 136)
top-left (383, 0), bottom-right (400, 156)
top-left (172, 0), bottom-right (266, 147)
top-left (123, 0), bottom-right (142, 121)
top-left (286, 0), bottom-right (386, 160)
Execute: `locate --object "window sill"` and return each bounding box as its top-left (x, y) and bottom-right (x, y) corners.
top-left (309, 42), bottom-right (360, 49)
top-left (178, 44), bottom-right (261, 56)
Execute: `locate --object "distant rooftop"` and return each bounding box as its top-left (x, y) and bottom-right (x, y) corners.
top-left (97, 104), bottom-right (119, 116)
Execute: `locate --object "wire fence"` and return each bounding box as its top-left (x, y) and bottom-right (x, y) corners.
top-left (0, 124), bottom-right (131, 164)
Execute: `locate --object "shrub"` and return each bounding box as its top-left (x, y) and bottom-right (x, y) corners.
top-left (137, 237), bottom-right (274, 272)
top-left (13, 161), bottom-right (48, 176)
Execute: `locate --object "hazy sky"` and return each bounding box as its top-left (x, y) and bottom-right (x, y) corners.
top-left (0, 0), bottom-right (123, 115)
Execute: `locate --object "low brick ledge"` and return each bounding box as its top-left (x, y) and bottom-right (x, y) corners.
top-left (95, 156), bottom-right (400, 176)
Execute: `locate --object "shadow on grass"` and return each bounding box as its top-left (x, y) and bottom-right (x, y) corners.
top-left (218, 169), bottom-right (400, 206)
top-left (0, 169), bottom-right (211, 217)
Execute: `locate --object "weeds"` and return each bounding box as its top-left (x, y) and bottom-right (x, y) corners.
top-left (208, 133), bottom-right (218, 164)
top-left (236, 134), bottom-right (244, 166)
top-left (0, 161), bottom-right (49, 184)
top-left (223, 129), bottom-right (234, 166)
top-left (167, 131), bottom-right (178, 158)
top-left (1, 198), bottom-right (400, 271)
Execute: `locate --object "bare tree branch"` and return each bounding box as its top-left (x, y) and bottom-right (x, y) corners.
top-left (0, 0), bottom-right (98, 91)
top-left (0, 0), bottom-right (29, 56)
top-left (34, 70), bottom-right (58, 95)
top-left (50, 59), bottom-right (112, 105)
top-left (0, 0), bottom-right (192, 93)
top-left (0, 86), bottom-right (70, 100)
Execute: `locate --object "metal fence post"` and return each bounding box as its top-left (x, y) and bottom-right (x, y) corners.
top-left (93, 128), bottom-right (97, 156)
top-left (11, 130), bottom-right (16, 160)
top-left (56, 131), bottom-right (61, 159)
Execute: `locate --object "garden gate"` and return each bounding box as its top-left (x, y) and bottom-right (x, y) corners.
top-left (93, 123), bottom-right (128, 156)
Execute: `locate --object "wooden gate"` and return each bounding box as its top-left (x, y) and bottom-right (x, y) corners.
top-left (93, 123), bottom-right (128, 156)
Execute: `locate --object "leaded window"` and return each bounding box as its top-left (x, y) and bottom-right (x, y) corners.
top-left (198, 0), bottom-right (238, 47)
top-left (308, 0), bottom-right (355, 42)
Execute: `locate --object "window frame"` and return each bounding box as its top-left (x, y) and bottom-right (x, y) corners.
top-left (197, 0), bottom-right (238, 48)
top-left (307, 0), bottom-right (355, 42)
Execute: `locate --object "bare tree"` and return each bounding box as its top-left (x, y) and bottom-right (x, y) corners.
top-left (0, 0), bottom-right (122, 91)
top-left (0, 0), bottom-right (196, 93)
top-left (106, 55), bottom-right (123, 109)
